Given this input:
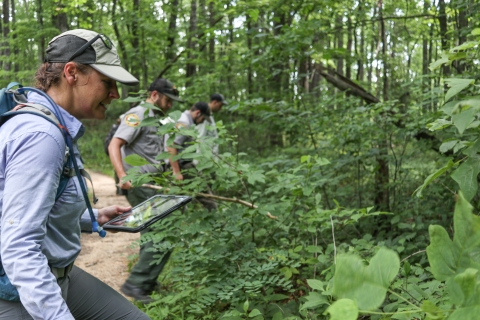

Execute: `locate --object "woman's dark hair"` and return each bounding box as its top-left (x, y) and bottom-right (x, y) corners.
top-left (34, 62), bottom-right (90, 92)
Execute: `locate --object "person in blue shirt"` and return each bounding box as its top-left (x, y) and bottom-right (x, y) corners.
top-left (0, 29), bottom-right (150, 319)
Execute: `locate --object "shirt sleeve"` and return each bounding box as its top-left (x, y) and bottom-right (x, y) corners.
top-left (173, 122), bottom-right (190, 146)
top-left (113, 110), bottom-right (143, 144)
top-left (1, 131), bottom-right (74, 319)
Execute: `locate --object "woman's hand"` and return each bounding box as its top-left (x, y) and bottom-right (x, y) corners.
top-left (97, 205), bottom-right (132, 226)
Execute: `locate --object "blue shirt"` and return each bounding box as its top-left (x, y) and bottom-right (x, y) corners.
top-left (0, 92), bottom-right (96, 319)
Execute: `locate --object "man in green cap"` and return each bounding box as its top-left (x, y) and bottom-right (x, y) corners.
top-left (108, 78), bottom-right (183, 303)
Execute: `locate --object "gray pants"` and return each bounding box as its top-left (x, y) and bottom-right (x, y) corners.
top-left (0, 266), bottom-right (150, 320)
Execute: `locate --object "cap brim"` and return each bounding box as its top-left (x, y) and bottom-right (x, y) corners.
top-left (90, 64), bottom-right (139, 86)
top-left (163, 92), bottom-right (184, 103)
top-left (222, 100), bottom-right (228, 105)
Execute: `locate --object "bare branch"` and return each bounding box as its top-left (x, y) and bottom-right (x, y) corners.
top-left (141, 183), bottom-right (278, 219)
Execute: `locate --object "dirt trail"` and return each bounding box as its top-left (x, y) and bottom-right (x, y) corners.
top-left (75, 171), bottom-right (139, 297)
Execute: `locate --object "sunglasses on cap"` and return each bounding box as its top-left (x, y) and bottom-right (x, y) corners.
top-left (68, 33), bottom-right (113, 62)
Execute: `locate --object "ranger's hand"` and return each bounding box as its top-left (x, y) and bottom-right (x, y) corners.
top-left (174, 172), bottom-right (184, 181)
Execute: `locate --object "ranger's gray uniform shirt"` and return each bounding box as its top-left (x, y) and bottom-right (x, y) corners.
top-left (196, 115), bottom-right (219, 155)
top-left (173, 109), bottom-right (195, 155)
top-left (114, 103), bottom-right (165, 174)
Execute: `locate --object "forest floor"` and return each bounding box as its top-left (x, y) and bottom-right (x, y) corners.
top-left (75, 171), bottom-right (140, 299)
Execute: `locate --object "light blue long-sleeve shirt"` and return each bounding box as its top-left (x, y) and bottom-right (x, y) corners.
top-left (0, 92), bottom-right (97, 319)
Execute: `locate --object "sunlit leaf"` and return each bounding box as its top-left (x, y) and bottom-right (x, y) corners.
top-left (332, 247), bottom-right (399, 310)
top-left (324, 299), bottom-right (358, 320)
top-left (124, 154), bottom-right (150, 166)
top-left (444, 78), bottom-right (474, 102)
top-left (451, 156), bottom-right (480, 201)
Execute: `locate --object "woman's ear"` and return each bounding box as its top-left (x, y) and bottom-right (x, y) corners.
top-left (63, 62), bottom-right (78, 85)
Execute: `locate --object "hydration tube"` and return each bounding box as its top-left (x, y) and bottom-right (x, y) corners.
top-left (18, 87), bottom-right (106, 238)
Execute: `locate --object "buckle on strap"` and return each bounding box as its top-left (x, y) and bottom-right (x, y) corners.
top-left (50, 262), bottom-right (74, 279)
top-left (61, 168), bottom-right (98, 204)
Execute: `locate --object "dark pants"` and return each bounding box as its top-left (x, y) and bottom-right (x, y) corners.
top-left (125, 186), bottom-right (171, 291)
top-left (0, 266), bottom-right (150, 319)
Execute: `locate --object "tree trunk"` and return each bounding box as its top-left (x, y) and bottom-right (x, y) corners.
top-left (422, 0), bottom-right (430, 111)
top-left (346, 16), bottom-right (352, 79)
top-left (35, 0), bottom-right (44, 63)
top-left (356, 1), bottom-right (365, 82)
top-left (166, 0), bottom-right (179, 62)
top-left (375, 0), bottom-right (390, 211)
top-left (52, 2), bottom-right (68, 33)
top-left (3, 0), bottom-right (11, 72)
top-left (335, 13), bottom-right (343, 76)
top-left (208, 1), bottom-right (215, 65)
top-left (10, 0), bottom-right (18, 72)
top-left (455, 0), bottom-right (468, 74)
top-left (246, 14), bottom-right (253, 95)
top-left (438, 0), bottom-right (450, 76)
top-left (111, 0), bottom-right (130, 98)
top-left (186, 0), bottom-right (197, 87)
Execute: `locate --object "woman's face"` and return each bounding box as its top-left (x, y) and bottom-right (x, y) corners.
top-left (74, 68), bottom-right (120, 120)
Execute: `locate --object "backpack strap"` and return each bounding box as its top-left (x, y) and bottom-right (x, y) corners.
top-left (1, 104), bottom-right (98, 203)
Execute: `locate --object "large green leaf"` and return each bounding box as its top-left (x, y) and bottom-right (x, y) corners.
top-left (414, 160), bottom-right (455, 198)
top-left (332, 247), bottom-right (400, 310)
top-left (444, 78), bottom-right (474, 102)
top-left (447, 269), bottom-right (480, 319)
top-left (452, 107), bottom-right (475, 135)
top-left (124, 154), bottom-right (150, 166)
top-left (324, 299), bottom-right (358, 320)
top-left (429, 56), bottom-right (450, 71)
top-left (451, 156), bottom-right (480, 201)
top-left (427, 192), bottom-right (480, 282)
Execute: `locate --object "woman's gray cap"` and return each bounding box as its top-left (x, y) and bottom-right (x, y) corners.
top-left (45, 29), bottom-right (139, 86)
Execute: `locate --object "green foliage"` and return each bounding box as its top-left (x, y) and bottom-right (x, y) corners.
top-left (332, 247), bottom-right (400, 311)
top-left (420, 30), bottom-right (480, 202)
top-left (301, 192), bottom-right (480, 319)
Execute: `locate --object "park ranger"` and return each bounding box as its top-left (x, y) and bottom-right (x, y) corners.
top-left (108, 78), bottom-right (183, 303)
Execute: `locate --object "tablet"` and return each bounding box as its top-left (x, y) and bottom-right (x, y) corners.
top-left (102, 195), bottom-right (192, 233)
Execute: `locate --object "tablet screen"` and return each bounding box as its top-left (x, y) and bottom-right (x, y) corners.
top-left (103, 195), bottom-right (191, 232)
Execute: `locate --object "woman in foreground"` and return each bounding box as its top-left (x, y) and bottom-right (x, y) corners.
top-left (0, 29), bottom-right (151, 319)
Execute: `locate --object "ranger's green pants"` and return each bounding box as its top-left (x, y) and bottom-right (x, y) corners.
top-left (126, 186), bottom-right (171, 291)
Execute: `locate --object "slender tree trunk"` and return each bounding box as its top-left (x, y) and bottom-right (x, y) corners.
top-left (3, 0), bottom-right (11, 72)
top-left (455, 0), bottom-right (467, 74)
top-left (129, 0), bottom-right (140, 88)
top-left (112, 0), bottom-right (130, 98)
top-left (35, 0), bottom-right (44, 63)
top-left (246, 14), bottom-right (253, 95)
top-left (208, 1), bottom-right (215, 65)
top-left (356, 1), bottom-right (365, 82)
top-left (52, 2), bottom-right (68, 33)
top-left (438, 0), bottom-right (450, 76)
top-left (357, 25), bottom-right (365, 82)
top-left (186, 0), bottom-right (197, 87)
top-left (335, 13), bottom-right (343, 76)
top-left (10, 0), bottom-right (18, 72)
top-left (166, 0), bottom-right (179, 62)
top-left (346, 16), bottom-right (352, 79)
top-left (422, 1), bottom-right (430, 111)
top-left (375, 0), bottom-right (390, 211)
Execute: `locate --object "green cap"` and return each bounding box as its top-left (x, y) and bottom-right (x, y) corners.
top-left (46, 29), bottom-right (139, 86)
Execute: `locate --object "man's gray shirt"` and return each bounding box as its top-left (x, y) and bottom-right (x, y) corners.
top-left (114, 103), bottom-right (165, 174)
top-left (173, 110), bottom-right (195, 155)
